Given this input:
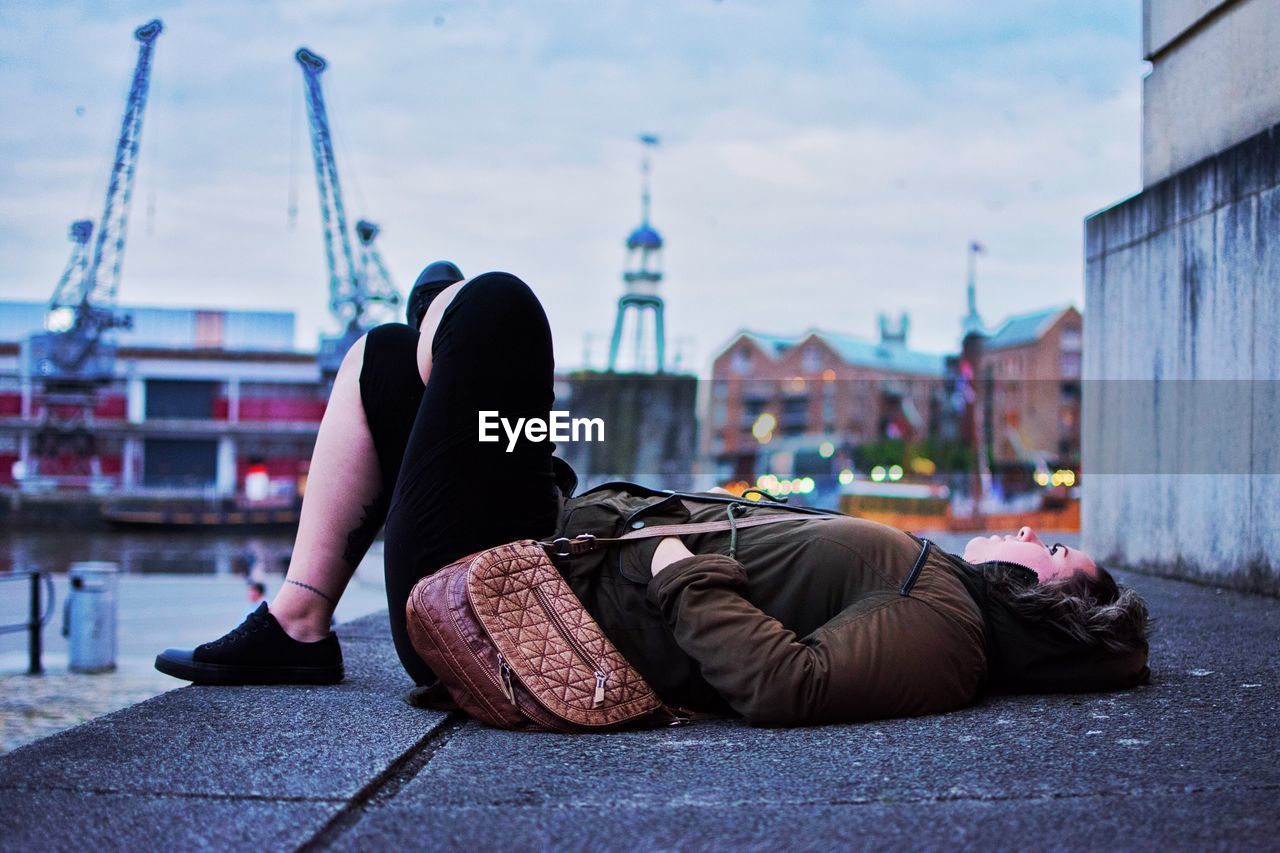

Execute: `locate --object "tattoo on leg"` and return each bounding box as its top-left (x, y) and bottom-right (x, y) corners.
top-left (285, 578), bottom-right (337, 606)
top-left (342, 498), bottom-right (384, 569)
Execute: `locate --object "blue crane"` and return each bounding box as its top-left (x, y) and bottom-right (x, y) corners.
top-left (31, 19), bottom-right (162, 380)
top-left (295, 47), bottom-right (400, 373)
top-left (22, 19), bottom-right (162, 484)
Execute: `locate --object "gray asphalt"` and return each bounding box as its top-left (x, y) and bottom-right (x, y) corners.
top-left (0, 566), bottom-right (1276, 851)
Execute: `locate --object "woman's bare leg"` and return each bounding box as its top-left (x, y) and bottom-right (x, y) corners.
top-left (268, 279), bottom-right (469, 642)
top-left (269, 335), bottom-right (383, 642)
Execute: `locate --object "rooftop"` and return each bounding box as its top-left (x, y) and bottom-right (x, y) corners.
top-left (0, 300), bottom-right (298, 352)
top-left (982, 305), bottom-right (1073, 351)
top-left (813, 329), bottom-right (947, 377)
top-left (738, 331), bottom-right (798, 358)
top-left (733, 327), bottom-right (946, 377)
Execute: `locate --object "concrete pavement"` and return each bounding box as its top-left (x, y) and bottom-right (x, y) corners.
top-left (0, 550), bottom-right (390, 752)
top-left (0, 566), bottom-right (1276, 851)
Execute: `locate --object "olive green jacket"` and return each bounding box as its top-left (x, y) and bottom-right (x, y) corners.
top-left (555, 482), bottom-right (988, 726)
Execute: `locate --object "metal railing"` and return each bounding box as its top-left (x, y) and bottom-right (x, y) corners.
top-left (0, 571), bottom-right (56, 674)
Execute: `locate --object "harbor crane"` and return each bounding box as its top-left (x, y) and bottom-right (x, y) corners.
top-left (23, 19), bottom-right (163, 482)
top-left (295, 48), bottom-right (401, 375)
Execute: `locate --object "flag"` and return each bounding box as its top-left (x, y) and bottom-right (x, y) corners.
top-left (969, 240), bottom-right (985, 254)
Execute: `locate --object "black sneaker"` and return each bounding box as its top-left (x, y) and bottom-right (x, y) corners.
top-left (154, 603), bottom-right (344, 685)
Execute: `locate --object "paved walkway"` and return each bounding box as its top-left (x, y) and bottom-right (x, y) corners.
top-left (0, 555), bottom-right (389, 753)
top-left (0, 567), bottom-right (1276, 850)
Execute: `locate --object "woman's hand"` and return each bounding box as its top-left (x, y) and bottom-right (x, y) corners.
top-left (651, 536), bottom-right (695, 577)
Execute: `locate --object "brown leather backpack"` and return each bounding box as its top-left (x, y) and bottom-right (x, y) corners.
top-left (405, 539), bottom-right (678, 731)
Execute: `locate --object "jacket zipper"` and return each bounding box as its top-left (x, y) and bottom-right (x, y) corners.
top-left (530, 584), bottom-right (607, 707)
top-left (899, 539), bottom-right (932, 596)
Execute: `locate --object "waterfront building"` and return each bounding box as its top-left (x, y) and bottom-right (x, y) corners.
top-left (0, 301), bottom-right (325, 495)
top-left (973, 305), bottom-right (1083, 471)
top-left (705, 316), bottom-right (947, 484)
top-left (706, 302), bottom-right (1084, 493)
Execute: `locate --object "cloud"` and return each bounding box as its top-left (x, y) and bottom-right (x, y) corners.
top-left (0, 0), bottom-right (1143, 373)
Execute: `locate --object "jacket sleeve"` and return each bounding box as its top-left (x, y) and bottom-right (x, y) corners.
top-left (646, 554), bottom-right (984, 726)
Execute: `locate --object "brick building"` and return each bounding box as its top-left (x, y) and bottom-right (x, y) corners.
top-left (975, 305), bottom-right (1083, 471)
top-left (705, 315), bottom-right (947, 483)
top-left (705, 304), bottom-right (1084, 490)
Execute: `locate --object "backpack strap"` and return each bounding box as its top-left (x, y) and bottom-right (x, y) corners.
top-left (541, 511), bottom-right (829, 557)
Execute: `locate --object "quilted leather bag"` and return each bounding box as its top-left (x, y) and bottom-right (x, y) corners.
top-left (405, 511), bottom-right (809, 732)
top-left (405, 539), bottom-right (678, 731)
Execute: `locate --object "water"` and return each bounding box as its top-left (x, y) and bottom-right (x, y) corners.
top-left (0, 529), bottom-right (391, 672)
top-left (0, 529), bottom-right (298, 576)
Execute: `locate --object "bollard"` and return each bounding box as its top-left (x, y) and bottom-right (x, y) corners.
top-left (29, 571), bottom-right (43, 675)
top-left (66, 562), bottom-right (119, 674)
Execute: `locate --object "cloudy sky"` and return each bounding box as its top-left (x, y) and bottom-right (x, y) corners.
top-left (0, 0), bottom-right (1145, 373)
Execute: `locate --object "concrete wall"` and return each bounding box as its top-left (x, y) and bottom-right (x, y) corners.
top-left (1144, 0), bottom-right (1233, 56)
top-left (1143, 0), bottom-right (1280, 185)
top-left (1083, 120), bottom-right (1280, 593)
top-left (556, 371), bottom-right (699, 492)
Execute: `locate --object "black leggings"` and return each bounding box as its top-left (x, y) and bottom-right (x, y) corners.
top-left (358, 272), bottom-right (561, 685)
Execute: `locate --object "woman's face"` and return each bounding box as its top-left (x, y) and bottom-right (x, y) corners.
top-left (963, 526), bottom-right (1097, 583)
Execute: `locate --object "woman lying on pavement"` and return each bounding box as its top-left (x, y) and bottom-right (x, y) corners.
top-left (156, 265), bottom-right (1150, 726)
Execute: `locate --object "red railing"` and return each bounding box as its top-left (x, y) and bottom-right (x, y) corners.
top-left (216, 398), bottom-right (327, 423)
top-left (94, 395), bottom-right (127, 420)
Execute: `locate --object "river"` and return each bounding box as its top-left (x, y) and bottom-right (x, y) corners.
top-left (0, 528), bottom-right (298, 576)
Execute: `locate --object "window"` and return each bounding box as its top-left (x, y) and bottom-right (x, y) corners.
top-left (1060, 353), bottom-right (1081, 379)
top-left (143, 438), bottom-right (217, 486)
top-left (802, 345), bottom-right (823, 374)
top-left (145, 380), bottom-right (217, 419)
top-left (822, 382), bottom-right (836, 428)
top-left (781, 395), bottom-right (809, 434)
top-left (741, 398), bottom-right (768, 430)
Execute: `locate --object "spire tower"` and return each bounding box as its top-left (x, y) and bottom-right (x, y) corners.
top-left (607, 134), bottom-right (666, 373)
top-left (962, 240), bottom-right (985, 338)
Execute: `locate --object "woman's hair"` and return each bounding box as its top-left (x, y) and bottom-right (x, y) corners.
top-left (981, 562), bottom-right (1151, 654)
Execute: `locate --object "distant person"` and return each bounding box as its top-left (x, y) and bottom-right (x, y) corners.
top-left (241, 582), bottom-right (268, 620)
top-left (156, 266), bottom-right (1149, 725)
top-left (60, 575), bottom-right (84, 639)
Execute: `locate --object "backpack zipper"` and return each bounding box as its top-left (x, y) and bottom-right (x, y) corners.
top-left (530, 584), bottom-right (607, 707)
top-left (444, 603), bottom-right (520, 714)
top-left (498, 652), bottom-right (517, 706)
